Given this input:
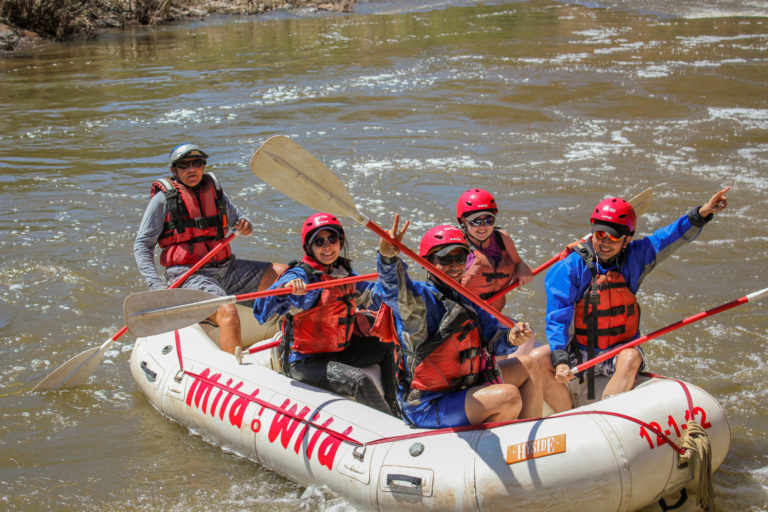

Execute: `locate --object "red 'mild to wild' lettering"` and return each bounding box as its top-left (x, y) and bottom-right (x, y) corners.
top-left (185, 369), bottom-right (259, 428)
top-left (269, 399), bottom-right (311, 448)
top-left (210, 378), bottom-right (233, 418)
top-left (317, 426), bottom-right (352, 470)
top-left (229, 388), bottom-right (260, 429)
top-left (267, 399), bottom-right (352, 470)
top-left (186, 368), bottom-right (221, 412)
top-left (185, 371), bottom-right (352, 471)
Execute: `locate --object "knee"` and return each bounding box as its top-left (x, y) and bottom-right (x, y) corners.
top-left (492, 384), bottom-right (522, 416)
top-left (503, 383), bottom-right (522, 403)
top-left (529, 346), bottom-right (553, 371)
top-left (517, 355), bottom-right (543, 382)
top-left (517, 354), bottom-right (535, 372)
top-left (467, 384), bottom-right (522, 423)
top-left (258, 263), bottom-right (289, 291)
top-left (616, 348), bottom-right (642, 373)
top-left (501, 384), bottom-right (523, 419)
top-left (216, 304), bottom-right (241, 329)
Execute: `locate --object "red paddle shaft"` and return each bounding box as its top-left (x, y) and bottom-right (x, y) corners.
top-left (113, 233), bottom-right (239, 341)
top-left (227, 272), bottom-right (376, 303)
top-left (366, 221), bottom-right (516, 329)
top-left (245, 272), bottom-right (377, 355)
top-left (485, 253), bottom-right (560, 304)
top-left (571, 287), bottom-right (768, 374)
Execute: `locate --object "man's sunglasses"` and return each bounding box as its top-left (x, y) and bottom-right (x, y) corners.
top-left (311, 234), bottom-right (340, 248)
top-left (593, 231), bottom-right (625, 242)
top-left (434, 252), bottom-right (468, 265)
top-left (466, 215), bottom-right (495, 227)
top-left (175, 159), bottom-right (205, 170)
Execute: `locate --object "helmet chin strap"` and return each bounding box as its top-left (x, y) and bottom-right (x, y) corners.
top-left (469, 232), bottom-right (491, 248)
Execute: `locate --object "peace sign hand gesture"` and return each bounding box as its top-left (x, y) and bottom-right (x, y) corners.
top-left (379, 214), bottom-right (410, 258)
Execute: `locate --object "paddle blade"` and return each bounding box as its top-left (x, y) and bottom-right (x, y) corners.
top-left (629, 188), bottom-right (653, 218)
top-left (124, 288), bottom-right (222, 337)
top-left (250, 135), bottom-right (366, 222)
top-left (32, 346), bottom-right (104, 391)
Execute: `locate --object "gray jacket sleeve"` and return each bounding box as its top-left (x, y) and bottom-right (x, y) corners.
top-left (133, 193), bottom-right (167, 291)
top-left (224, 193), bottom-right (249, 227)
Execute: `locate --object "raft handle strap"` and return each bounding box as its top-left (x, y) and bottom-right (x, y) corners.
top-left (387, 474), bottom-right (423, 487)
top-left (140, 361), bottom-right (157, 382)
top-left (658, 488), bottom-right (688, 511)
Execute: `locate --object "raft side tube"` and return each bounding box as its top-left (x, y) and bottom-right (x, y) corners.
top-left (130, 325), bottom-right (730, 512)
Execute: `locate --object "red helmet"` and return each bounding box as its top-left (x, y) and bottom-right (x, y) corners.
top-left (419, 225), bottom-right (470, 258)
top-left (590, 198), bottom-right (636, 235)
top-left (456, 188), bottom-right (498, 223)
top-left (301, 212), bottom-right (345, 252)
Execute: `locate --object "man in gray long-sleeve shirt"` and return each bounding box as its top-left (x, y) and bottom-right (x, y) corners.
top-left (133, 143), bottom-right (286, 356)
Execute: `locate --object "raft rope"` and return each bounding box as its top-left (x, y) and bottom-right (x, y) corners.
top-left (171, 334), bottom-right (714, 501)
top-left (174, 330), bottom-right (361, 445)
top-left (678, 420), bottom-right (715, 511)
top-left (647, 374), bottom-right (716, 511)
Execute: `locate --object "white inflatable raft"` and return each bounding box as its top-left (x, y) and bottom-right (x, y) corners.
top-left (130, 306), bottom-right (730, 512)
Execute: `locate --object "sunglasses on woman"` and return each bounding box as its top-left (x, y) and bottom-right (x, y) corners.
top-left (434, 252), bottom-right (468, 265)
top-left (593, 231), bottom-right (625, 242)
top-left (174, 159), bottom-right (205, 170)
top-left (466, 215), bottom-right (495, 227)
top-left (311, 234), bottom-right (340, 248)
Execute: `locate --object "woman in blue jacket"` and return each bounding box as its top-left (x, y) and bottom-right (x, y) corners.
top-left (253, 212), bottom-right (395, 414)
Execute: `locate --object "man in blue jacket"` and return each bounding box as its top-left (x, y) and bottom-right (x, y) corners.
top-left (532, 187), bottom-right (730, 411)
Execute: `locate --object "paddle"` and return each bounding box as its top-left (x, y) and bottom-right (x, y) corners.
top-left (124, 272), bottom-right (377, 337)
top-left (32, 232), bottom-right (239, 392)
top-left (484, 188), bottom-right (654, 305)
top-left (249, 135), bottom-right (517, 329)
top-left (570, 286), bottom-right (768, 374)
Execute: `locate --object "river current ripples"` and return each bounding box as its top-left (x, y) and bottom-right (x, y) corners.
top-left (1, 0), bottom-right (767, 509)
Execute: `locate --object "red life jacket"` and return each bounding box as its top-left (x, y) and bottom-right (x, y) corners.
top-left (571, 243), bottom-right (640, 351)
top-left (556, 239), bottom-right (586, 261)
top-left (151, 173), bottom-right (231, 267)
top-left (372, 293), bottom-right (485, 393)
top-left (461, 230), bottom-right (520, 311)
top-left (282, 262), bottom-right (358, 355)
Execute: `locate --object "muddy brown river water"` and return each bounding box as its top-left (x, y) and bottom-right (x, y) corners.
top-left (1, 0), bottom-right (767, 509)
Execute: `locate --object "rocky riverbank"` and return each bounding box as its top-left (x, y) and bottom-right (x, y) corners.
top-left (0, 0), bottom-right (356, 54)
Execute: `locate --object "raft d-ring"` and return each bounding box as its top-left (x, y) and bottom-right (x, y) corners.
top-left (353, 445), bottom-right (366, 461)
top-left (162, 345), bottom-right (173, 355)
top-left (174, 370), bottom-right (184, 383)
